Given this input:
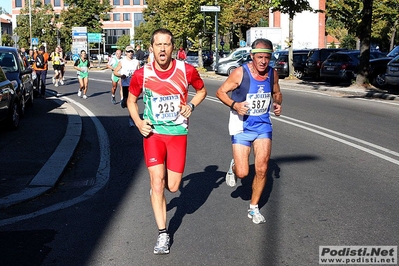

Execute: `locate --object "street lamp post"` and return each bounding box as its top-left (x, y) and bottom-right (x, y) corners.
top-left (29, 0), bottom-right (32, 49)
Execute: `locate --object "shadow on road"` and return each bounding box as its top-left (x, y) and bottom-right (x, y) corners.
top-left (166, 165), bottom-right (225, 245)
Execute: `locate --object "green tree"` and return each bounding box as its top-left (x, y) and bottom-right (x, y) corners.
top-left (115, 35), bottom-right (131, 51)
top-left (270, 0), bottom-right (319, 78)
top-left (60, 0), bottom-right (113, 52)
top-left (14, 0), bottom-right (57, 51)
top-left (1, 33), bottom-right (14, 47)
top-left (356, 0), bottom-right (373, 85)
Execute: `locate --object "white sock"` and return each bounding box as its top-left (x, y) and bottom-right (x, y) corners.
top-left (250, 204), bottom-right (258, 210)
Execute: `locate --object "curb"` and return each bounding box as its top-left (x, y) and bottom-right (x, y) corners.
top-left (0, 98), bottom-right (82, 209)
top-left (200, 71), bottom-right (399, 101)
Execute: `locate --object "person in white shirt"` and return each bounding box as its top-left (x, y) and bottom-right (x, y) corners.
top-left (107, 49), bottom-right (122, 104)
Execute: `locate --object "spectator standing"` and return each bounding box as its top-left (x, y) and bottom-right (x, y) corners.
top-left (135, 44), bottom-right (145, 67)
top-left (177, 47), bottom-right (186, 60)
top-left (33, 46), bottom-right (50, 98)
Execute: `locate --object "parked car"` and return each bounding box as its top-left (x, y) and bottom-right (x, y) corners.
top-left (369, 46), bottom-right (399, 87)
top-left (185, 50), bottom-right (213, 68)
top-left (218, 47), bottom-right (252, 64)
top-left (273, 49), bottom-right (310, 79)
top-left (65, 51), bottom-right (73, 61)
top-left (0, 46), bottom-right (34, 117)
top-left (305, 48), bottom-right (347, 79)
top-left (215, 53), bottom-right (252, 75)
top-left (0, 66), bottom-right (20, 129)
top-left (384, 54), bottom-right (399, 87)
top-left (320, 50), bottom-right (387, 84)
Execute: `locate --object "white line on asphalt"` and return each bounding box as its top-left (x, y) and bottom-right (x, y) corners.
top-left (0, 97), bottom-right (111, 227)
top-left (199, 92), bottom-right (399, 165)
top-left (273, 115), bottom-right (399, 166)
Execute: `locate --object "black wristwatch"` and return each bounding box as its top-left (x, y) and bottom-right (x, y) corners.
top-left (187, 102), bottom-right (195, 111)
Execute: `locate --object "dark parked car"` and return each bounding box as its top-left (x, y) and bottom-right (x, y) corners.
top-left (274, 49), bottom-right (310, 79)
top-left (215, 53), bottom-right (252, 76)
top-left (0, 66), bottom-right (20, 129)
top-left (305, 48), bottom-right (347, 79)
top-left (320, 50), bottom-right (387, 84)
top-left (186, 50), bottom-right (213, 68)
top-left (0, 46), bottom-right (34, 117)
top-left (369, 46), bottom-right (399, 87)
top-left (384, 54), bottom-right (399, 87)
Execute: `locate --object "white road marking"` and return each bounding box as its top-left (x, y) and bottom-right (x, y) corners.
top-left (0, 97), bottom-right (111, 227)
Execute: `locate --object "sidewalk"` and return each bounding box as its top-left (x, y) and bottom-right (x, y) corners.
top-left (0, 96), bottom-right (81, 209)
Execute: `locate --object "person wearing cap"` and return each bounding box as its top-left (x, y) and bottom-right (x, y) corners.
top-left (113, 45), bottom-right (139, 109)
top-left (127, 28), bottom-right (207, 255)
top-left (216, 38), bottom-right (282, 224)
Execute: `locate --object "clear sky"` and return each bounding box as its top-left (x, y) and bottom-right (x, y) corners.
top-left (2, 0), bottom-right (12, 14)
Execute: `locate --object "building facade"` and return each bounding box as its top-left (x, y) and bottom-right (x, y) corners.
top-left (269, 0), bottom-right (327, 49)
top-left (11, 0), bottom-right (147, 51)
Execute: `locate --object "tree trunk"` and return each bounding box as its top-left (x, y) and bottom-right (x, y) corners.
top-left (355, 0), bottom-right (373, 86)
top-left (288, 15), bottom-right (294, 78)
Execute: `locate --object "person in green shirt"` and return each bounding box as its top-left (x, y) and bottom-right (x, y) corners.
top-left (74, 50), bottom-right (91, 99)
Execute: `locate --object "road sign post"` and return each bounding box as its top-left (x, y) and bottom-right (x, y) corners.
top-left (200, 5), bottom-right (221, 66)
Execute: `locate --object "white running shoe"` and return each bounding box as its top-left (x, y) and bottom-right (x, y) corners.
top-left (248, 208), bottom-right (266, 224)
top-left (55, 82), bottom-right (59, 87)
top-left (83, 94), bottom-right (88, 99)
top-left (154, 233), bottom-right (170, 255)
top-left (52, 77), bottom-right (55, 84)
top-left (226, 159), bottom-right (237, 187)
top-left (59, 80), bottom-right (64, 85)
top-left (77, 90), bottom-right (82, 97)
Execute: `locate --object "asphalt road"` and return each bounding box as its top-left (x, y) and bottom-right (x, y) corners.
top-left (0, 68), bottom-right (398, 266)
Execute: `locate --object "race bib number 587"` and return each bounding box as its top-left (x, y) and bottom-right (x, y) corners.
top-left (246, 92), bottom-right (271, 116)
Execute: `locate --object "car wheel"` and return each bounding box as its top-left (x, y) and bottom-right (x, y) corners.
top-left (294, 69), bottom-right (304, 79)
top-left (227, 67), bottom-right (236, 76)
top-left (8, 101), bottom-right (20, 129)
top-left (27, 88), bottom-right (34, 106)
top-left (19, 94), bottom-right (26, 118)
top-left (372, 72), bottom-right (386, 88)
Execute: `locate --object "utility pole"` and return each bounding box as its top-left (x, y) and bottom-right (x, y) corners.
top-left (29, 0), bottom-right (32, 49)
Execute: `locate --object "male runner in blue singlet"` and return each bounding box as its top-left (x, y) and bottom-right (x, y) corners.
top-left (216, 38), bottom-right (282, 224)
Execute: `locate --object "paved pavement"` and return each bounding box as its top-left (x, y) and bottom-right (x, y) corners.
top-left (0, 68), bottom-right (397, 210)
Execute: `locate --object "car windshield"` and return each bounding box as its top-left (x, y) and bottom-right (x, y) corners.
top-left (0, 52), bottom-right (18, 73)
top-left (387, 46), bottom-right (399, 58)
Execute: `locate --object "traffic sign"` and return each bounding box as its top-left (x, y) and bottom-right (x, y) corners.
top-left (220, 40), bottom-right (225, 46)
top-left (31, 38), bottom-right (39, 46)
top-left (239, 40), bottom-right (246, 47)
top-left (88, 33), bottom-right (102, 43)
top-left (200, 6), bottom-right (220, 12)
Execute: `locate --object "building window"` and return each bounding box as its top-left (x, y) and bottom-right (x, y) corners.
top-left (113, 13), bottom-right (120, 22)
top-left (113, 0), bottom-right (120, 5)
top-left (15, 0), bottom-right (22, 7)
top-left (133, 0), bottom-right (140, 5)
top-left (44, 0), bottom-right (51, 4)
top-left (54, 0), bottom-right (61, 7)
top-left (134, 13), bottom-right (143, 27)
top-left (123, 0), bottom-right (130, 4)
top-left (143, 0), bottom-right (147, 4)
top-left (123, 13), bottom-right (131, 21)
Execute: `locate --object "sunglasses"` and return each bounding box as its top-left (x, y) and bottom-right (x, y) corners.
top-left (126, 50), bottom-right (134, 53)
